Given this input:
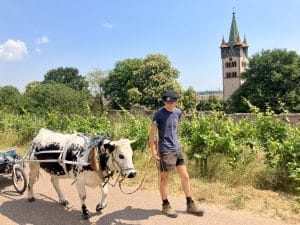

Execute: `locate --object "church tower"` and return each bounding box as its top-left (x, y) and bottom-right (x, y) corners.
top-left (221, 11), bottom-right (249, 99)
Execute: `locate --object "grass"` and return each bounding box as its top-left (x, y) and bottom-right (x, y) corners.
top-left (128, 149), bottom-right (300, 224)
top-left (1, 141), bottom-right (299, 224)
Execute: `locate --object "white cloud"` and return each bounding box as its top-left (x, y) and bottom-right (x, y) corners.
top-left (0, 39), bottom-right (28, 61)
top-left (35, 35), bottom-right (49, 45)
top-left (102, 22), bottom-right (113, 29)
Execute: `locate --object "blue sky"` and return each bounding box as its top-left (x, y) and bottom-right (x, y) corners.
top-left (1, 0), bottom-right (299, 92)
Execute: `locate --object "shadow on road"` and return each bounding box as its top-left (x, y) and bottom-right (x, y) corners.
top-left (0, 175), bottom-right (13, 190)
top-left (0, 194), bottom-right (161, 225)
top-left (0, 194), bottom-right (91, 225)
top-left (97, 206), bottom-right (161, 225)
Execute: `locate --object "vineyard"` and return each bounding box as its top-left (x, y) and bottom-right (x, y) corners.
top-left (0, 108), bottom-right (299, 193)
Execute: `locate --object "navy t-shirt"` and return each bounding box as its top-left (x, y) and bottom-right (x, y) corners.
top-left (152, 107), bottom-right (182, 152)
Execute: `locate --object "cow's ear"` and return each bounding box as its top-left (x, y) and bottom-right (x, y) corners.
top-left (129, 140), bottom-right (137, 144)
top-left (104, 143), bottom-right (115, 153)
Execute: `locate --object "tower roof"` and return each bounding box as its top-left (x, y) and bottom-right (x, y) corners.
top-left (228, 12), bottom-right (240, 46)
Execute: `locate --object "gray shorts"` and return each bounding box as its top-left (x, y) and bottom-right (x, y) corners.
top-left (159, 150), bottom-right (185, 172)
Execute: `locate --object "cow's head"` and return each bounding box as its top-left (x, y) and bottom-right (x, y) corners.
top-left (104, 139), bottom-right (136, 178)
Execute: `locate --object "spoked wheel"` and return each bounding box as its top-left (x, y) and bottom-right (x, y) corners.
top-left (12, 167), bottom-right (27, 194)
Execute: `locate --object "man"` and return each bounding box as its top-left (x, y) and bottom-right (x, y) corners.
top-left (149, 90), bottom-right (203, 218)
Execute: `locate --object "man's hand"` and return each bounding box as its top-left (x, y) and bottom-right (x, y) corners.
top-left (152, 151), bottom-right (160, 162)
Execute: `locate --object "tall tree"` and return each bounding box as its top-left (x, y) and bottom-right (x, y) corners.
top-left (103, 58), bottom-right (143, 109)
top-left (230, 49), bottom-right (300, 113)
top-left (197, 95), bottom-right (223, 112)
top-left (136, 54), bottom-right (182, 109)
top-left (0, 85), bottom-right (22, 112)
top-left (43, 67), bottom-right (88, 91)
top-left (86, 69), bottom-right (109, 115)
top-left (182, 86), bottom-right (199, 113)
top-left (23, 83), bottom-right (90, 116)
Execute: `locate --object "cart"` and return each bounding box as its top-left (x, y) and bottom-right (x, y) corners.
top-left (0, 149), bottom-right (27, 194)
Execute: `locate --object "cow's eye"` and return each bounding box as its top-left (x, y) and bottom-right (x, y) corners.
top-left (119, 154), bottom-right (124, 159)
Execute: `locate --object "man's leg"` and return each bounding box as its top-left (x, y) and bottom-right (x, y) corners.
top-left (176, 165), bottom-right (192, 197)
top-left (160, 169), bottom-right (178, 217)
top-left (176, 165), bottom-right (204, 216)
top-left (159, 171), bottom-right (169, 200)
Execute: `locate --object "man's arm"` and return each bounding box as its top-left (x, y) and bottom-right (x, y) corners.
top-left (149, 123), bottom-right (160, 161)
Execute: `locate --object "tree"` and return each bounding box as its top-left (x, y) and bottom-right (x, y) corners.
top-left (230, 49), bottom-right (300, 113)
top-left (0, 85), bottom-right (22, 112)
top-left (85, 69), bottom-right (108, 96)
top-left (103, 54), bottom-right (182, 110)
top-left (43, 67), bottom-right (88, 91)
top-left (23, 83), bottom-right (90, 116)
top-left (182, 86), bottom-right (199, 113)
top-left (25, 81), bottom-right (41, 92)
top-left (197, 95), bottom-right (223, 111)
top-left (103, 58), bottom-right (143, 109)
top-left (86, 69), bottom-right (109, 115)
top-left (135, 54), bottom-right (182, 109)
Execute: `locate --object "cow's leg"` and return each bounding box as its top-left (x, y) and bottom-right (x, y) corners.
top-left (96, 184), bottom-right (108, 212)
top-left (50, 176), bottom-right (69, 206)
top-left (75, 181), bottom-right (90, 220)
top-left (27, 162), bottom-right (40, 202)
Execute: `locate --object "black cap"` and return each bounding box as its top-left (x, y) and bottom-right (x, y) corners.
top-left (162, 90), bottom-right (180, 102)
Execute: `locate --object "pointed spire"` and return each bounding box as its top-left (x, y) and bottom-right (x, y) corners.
top-left (228, 10), bottom-right (240, 46)
top-left (242, 34), bottom-right (249, 47)
top-left (221, 35), bottom-right (225, 44)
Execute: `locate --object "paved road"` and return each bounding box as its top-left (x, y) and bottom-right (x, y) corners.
top-left (0, 170), bottom-right (295, 225)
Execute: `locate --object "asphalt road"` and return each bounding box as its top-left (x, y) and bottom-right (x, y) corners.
top-left (0, 170), bottom-right (295, 225)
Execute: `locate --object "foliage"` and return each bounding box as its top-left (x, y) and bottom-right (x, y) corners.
top-left (0, 85), bottom-right (22, 113)
top-left (135, 54), bottom-right (182, 109)
top-left (103, 58), bottom-right (143, 109)
top-left (197, 95), bottom-right (224, 112)
top-left (23, 83), bottom-right (90, 116)
top-left (113, 108), bottom-right (151, 151)
top-left (103, 54), bottom-right (182, 110)
top-left (85, 69), bottom-right (108, 96)
top-left (180, 106), bottom-right (299, 192)
top-left (230, 49), bottom-right (300, 113)
top-left (43, 67), bottom-right (88, 91)
top-left (182, 86), bottom-right (199, 113)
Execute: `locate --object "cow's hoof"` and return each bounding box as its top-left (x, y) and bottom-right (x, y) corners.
top-left (82, 213), bottom-right (90, 220)
top-left (28, 197), bottom-right (36, 202)
top-left (96, 203), bottom-right (107, 212)
top-left (60, 200), bottom-right (69, 206)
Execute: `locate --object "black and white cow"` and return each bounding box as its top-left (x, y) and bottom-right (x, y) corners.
top-left (26, 128), bottom-right (136, 219)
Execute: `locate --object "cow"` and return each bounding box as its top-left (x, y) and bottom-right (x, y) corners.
top-left (26, 128), bottom-right (136, 219)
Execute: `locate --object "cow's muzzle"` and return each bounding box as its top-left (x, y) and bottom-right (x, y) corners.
top-left (127, 171), bottom-right (136, 178)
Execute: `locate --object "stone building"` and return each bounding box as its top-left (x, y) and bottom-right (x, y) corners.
top-left (220, 12), bottom-right (249, 99)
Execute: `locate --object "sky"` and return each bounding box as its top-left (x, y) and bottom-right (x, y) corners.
top-left (0, 0), bottom-right (300, 92)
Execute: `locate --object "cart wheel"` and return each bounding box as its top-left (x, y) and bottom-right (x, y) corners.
top-left (12, 167), bottom-right (27, 194)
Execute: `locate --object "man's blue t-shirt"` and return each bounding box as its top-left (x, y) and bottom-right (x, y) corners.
top-left (152, 107), bottom-right (182, 152)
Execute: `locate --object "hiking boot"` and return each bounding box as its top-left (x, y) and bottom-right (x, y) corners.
top-left (187, 202), bottom-right (204, 216)
top-left (162, 204), bottom-right (178, 218)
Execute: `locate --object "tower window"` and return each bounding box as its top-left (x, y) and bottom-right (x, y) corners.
top-left (232, 61), bottom-right (237, 67)
top-left (232, 72), bottom-right (237, 78)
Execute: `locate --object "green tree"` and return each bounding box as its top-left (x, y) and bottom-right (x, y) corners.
top-left (103, 54), bottom-right (182, 110)
top-left (0, 85), bottom-right (22, 112)
top-left (197, 95), bottom-right (223, 111)
top-left (136, 54), bottom-right (182, 109)
top-left (25, 81), bottom-right (41, 92)
top-left (103, 58), bottom-right (143, 109)
top-left (23, 83), bottom-right (90, 116)
top-left (43, 67), bottom-right (88, 91)
top-left (230, 49), bottom-right (300, 113)
top-left (182, 86), bottom-right (199, 113)
top-left (86, 69), bottom-right (109, 115)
